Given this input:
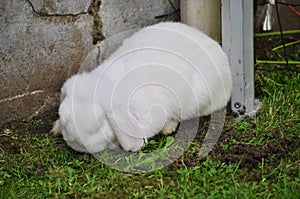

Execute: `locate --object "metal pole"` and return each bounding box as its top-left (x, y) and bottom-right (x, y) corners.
top-left (222, 0), bottom-right (255, 116)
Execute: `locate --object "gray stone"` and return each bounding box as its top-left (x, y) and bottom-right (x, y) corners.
top-left (78, 0), bottom-right (180, 72)
top-left (101, 0), bottom-right (179, 37)
top-left (0, 0), bottom-right (179, 127)
top-left (0, 0), bottom-right (94, 125)
top-left (29, 0), bottom-right (91, 15)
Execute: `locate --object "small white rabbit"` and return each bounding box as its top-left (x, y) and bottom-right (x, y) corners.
top-left (51, 22), bottom-right (232, 153)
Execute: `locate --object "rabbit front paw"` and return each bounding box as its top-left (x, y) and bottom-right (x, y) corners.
top-left (50, 120), bottom-right (61, 136)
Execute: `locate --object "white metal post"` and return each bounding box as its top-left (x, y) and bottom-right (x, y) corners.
top-left (222, 0), bottom-right (255, 115)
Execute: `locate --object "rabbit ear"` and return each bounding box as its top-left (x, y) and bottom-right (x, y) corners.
top-left (106, 106), bottom-right (146, 152)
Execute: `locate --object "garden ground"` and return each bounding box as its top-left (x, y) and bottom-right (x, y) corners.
top-left (0, 38), bottom-right (299, 198)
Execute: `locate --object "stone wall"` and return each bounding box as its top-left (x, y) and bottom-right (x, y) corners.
top-left (0, 0), bottom-right (179, 126)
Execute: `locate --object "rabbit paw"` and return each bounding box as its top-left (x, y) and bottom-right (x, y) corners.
top-left (50, 120), bottom-right (61, 136)
top-left (161, 120), bottom-right (179, 135)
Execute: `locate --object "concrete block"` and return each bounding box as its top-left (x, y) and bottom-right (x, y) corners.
top-left (0, 0), bottom-right (94, 125)
top-left (101, 0), bottom-right (179, 37)
top-left (29, 0), bottom-right (91, 15)
top-left (0, 0), bottom-right (179, 126)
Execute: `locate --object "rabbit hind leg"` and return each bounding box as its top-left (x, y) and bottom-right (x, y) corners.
top-left (161, 120), bottom-right (179, 135)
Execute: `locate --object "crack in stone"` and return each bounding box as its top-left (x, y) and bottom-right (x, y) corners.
top-left (0, 90), bottom-right (45, 103)
top-left (26, 0), bottom-right (105, 45)
top-left (25, 0), bottom-right (88, 18)
top-left (88, 0), bottom-right (105, 44)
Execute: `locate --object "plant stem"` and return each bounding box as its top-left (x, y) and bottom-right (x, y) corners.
top-left (272, 40), bottom-right (300, 51)
top-left (255, 30), bottom-right (300, 37)
top-left (256, 60), bottom-right (300, 65)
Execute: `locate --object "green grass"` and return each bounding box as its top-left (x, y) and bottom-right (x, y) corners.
top-left (1, 70), bottom-right (299, 198)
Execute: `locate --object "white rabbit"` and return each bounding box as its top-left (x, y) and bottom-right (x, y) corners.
top-left (50, 22), bottom-right (232, 153)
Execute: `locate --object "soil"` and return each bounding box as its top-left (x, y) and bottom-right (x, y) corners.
top-left (255, 36), bottom-right (299, 62)
top-left (1, 108), bottom-right (58, 135)
top-left (211, 131), bottom-right (299, 169)
top-left (2, 107), bottom-right (298, 178)
top-left (169, 114), bottom-right (299, 173)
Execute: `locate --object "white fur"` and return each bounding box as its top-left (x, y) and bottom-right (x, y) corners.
top-left (52, 22), bottom-right (232, 153)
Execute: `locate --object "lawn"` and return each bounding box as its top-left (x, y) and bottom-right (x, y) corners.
top-left (1, 50), bottom-right (300, 198)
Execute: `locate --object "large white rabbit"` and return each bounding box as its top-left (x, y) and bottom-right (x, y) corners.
top-left (51, 22), bottom-right (232, 153)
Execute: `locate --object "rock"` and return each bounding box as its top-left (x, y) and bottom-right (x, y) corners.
top-left (0, 0), bottom-right (94, 125)
top-left (0, 0), bottom-right (179, 127)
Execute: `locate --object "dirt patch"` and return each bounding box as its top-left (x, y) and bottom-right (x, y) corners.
top-left (255, 36), bottom-right (299, 62)
top-left (211, 135), bottom-right (299, 169)
top-left (176, 125), bottom-right (299, 171)
top-left (1, 108), bottom-right (58, 135)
